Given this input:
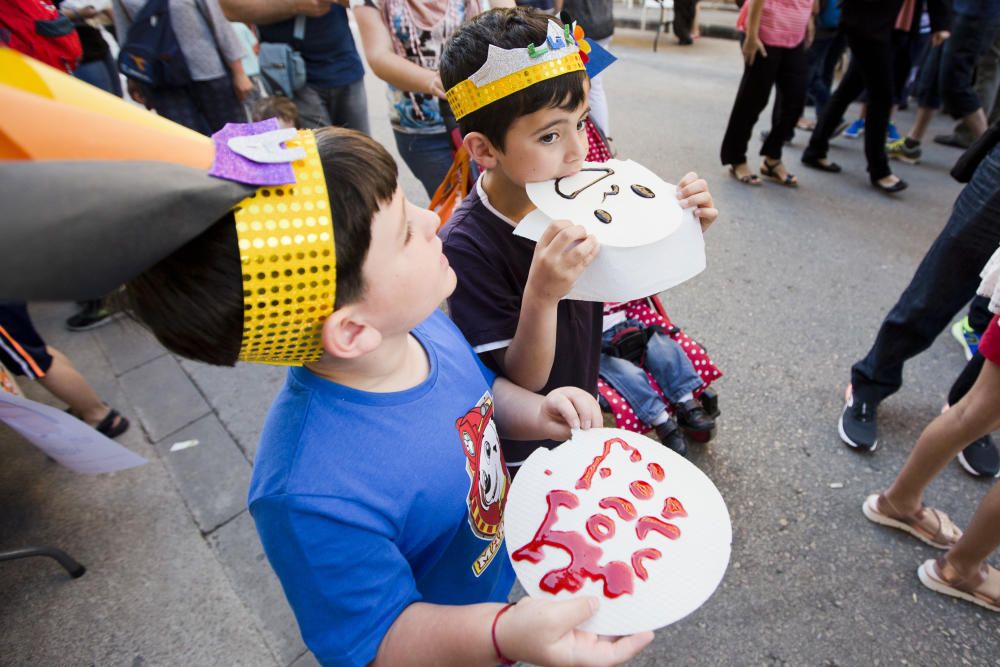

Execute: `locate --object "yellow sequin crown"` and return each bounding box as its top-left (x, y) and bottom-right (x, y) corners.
top-left (233, 130), bottom-right (336, 366)
top-left (445, 20), bottom-right (586, 120)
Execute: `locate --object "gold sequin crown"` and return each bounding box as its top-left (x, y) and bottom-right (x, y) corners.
top-left (445, 20), bottom-right (586, 120)
top-left (233, 130), bottom-right (336, 366)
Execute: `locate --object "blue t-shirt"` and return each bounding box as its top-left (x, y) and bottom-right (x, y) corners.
top-left (257, 7), bottom-right (364, 88)
top-left (248, 310), bottom-right (516, 667)
top-left (954, 0), bottom-right (1000, 18)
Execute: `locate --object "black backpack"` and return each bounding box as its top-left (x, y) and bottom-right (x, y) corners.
top-left (117, 0), bottom-right (192, 88)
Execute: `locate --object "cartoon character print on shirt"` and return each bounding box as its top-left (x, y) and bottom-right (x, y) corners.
top-left (455, 392), bottom-right (510, 576)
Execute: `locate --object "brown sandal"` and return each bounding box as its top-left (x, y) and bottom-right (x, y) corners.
top-left (918, 558), bottom-right (1000, 612)
top-left (862, 494), bottom-right (962, 549)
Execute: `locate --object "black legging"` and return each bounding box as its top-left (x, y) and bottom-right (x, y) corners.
top-left (947, 294), bottom-right (995, 405)
top-left (720, 42), bottom-right (809, 166)
top-left (804, 32), bottom-right (896, 181)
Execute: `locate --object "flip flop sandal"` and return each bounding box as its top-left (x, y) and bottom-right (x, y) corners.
top-left (729, 165), bottom-right (761, 186)
top-left (761, 160), bottom-right (798, 187)
top-left (862, 494), bottom-right (962, 549)
top-left (95, 408), bottom-right (129, 438)
top-left (918, 558), bottom-right (1000, 612)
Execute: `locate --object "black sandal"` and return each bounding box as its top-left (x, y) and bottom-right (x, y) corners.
top-left (760, 159), bottom-right (798, 187)
top-left (801, 155), bottom-right (842, 173)
top-left (729, 165), bottom-right (761, 186)
top-left (95, 408), bottom-right (130, 438)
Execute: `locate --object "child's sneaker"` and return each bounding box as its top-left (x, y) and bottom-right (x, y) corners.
top-left (957, 435), bottom-right (1000, 478)
top-left (886, 137), bottom-right (922, 164)
top-left (950, 316), bottom-right (980, 360)
top-left (887, 121), bottom-right (901, 142)
top-left (675, 398), bottom-right (715, 443)
top-left (843, 118), bottom-right (865, 139)
top-left (654, 419), bottom-right (688, 457)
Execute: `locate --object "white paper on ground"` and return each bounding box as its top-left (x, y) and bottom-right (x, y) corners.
top-left (504, 427), bottom-right (731, 635)
top-left (517, 160), bottom-right (706, 302)
top-left (0, 391), bottom-right (146, 474)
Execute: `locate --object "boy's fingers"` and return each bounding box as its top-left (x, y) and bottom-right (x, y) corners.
top-left (538, 219), bottom-right (573, 248)
top-left (548, 225), bottom-right (591, 255)
top-left (604, 631), bottom-right (655, 664)
top-left (676, 171), bottom-right (698, 189)
top-left (567, 391), bottom-right (602, 430)
top-left (679, 192), bottom-right (712, 209)
top-left (552, 395), bottom-right (581, 430)
top-left (547, 596), bottom-right (599, 632)
top-left (566, 235), bottom-right (599, 265)
top-left (676, 178), bottom-right (707, 199)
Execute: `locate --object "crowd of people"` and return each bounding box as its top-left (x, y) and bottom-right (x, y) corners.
top-left (2, 0), bottom-right (999, 665)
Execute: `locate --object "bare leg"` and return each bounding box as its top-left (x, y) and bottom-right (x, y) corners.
top-left (962, 107), bottom-right (989, 140)
top-left (36, 346), bottom-right (112, 426)
top-left (945, 480), bottom-right (1000, 578)
top-left (907, 106), bottom-right (936, 142)
top-left (883, 359), bottom-right (1000, 515)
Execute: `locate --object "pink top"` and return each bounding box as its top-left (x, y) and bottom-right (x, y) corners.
top-left (737, 0), bottom-right (814, 49)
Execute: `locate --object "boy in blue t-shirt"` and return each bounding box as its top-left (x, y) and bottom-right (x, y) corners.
top-left (122, 127), bottom-right (653, 667)
top-left (438, 9), bottom-right (718, 470)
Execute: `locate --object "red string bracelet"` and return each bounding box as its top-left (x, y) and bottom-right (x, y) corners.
top-left (491, 602), bottom-right (516, 666)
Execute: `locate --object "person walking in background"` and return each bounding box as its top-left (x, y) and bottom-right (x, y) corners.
top-left (888, 1), bottom-right (1000, 164)
top-left (673, 0), bottom-right (697, 46)
top-left (801, 0), bottom-right (936, 193)
top-left (720, 0), bottom-right (816, 187)
top-left (222, 0), bottom-right (370, 134)
top-left (558, 0), bottom-right (614, 135)
top-left (862, 263), bottom-right (1000, 611)
top-left (0, 302), bottom-right (130, 438)
top-left (354, 0), bottom-right (513, 199)
top-left (839, 124), bottom-right (1000, 478)
top-left (113, 0), bottom-right (251, 135)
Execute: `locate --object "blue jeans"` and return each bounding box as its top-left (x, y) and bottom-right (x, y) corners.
top-left (851, 140), bottom-right (1000, 403)
top-left (393, 130), bottom-right (454, 199)
top-left (600, 320), bottom-right (703, 425)
top-left (294, 79), bottom-right (370, 134)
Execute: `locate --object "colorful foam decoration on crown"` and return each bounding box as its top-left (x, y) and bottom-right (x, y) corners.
top-left (445, 19), bottom-right (616, 120)
top-left (0, 48), bottom-right (337, 366)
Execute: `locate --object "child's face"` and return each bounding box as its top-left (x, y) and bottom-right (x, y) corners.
top-left (492, 94), bottom-right (591, 187)
top-left (359, 187), bottom-right (456, 333)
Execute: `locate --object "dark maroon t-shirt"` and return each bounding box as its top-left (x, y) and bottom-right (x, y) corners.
top-left (439, 181), bottom-right (602, 468)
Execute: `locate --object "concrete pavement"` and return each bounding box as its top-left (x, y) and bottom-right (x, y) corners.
top-left (2, 25), bottom-right (999, 667)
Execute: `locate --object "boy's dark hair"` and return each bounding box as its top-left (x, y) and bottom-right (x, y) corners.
top-left (124, 127), bottom-right (398, 366)
top-left (252, 96), bottom-right (301, 128)
top-left (439, 7), bottom-right (588, 152)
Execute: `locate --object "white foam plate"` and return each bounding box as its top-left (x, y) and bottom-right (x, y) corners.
top-left (504, 428), bottom-right (731, 635)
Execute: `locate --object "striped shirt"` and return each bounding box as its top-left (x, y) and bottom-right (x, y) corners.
top-left (738, 0), bottom-right (814, 49)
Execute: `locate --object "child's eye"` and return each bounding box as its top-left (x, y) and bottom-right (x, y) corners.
top-left (577, 117), bottom-right (588, 131)
top-left (540, 132), bottom-right (559, 144)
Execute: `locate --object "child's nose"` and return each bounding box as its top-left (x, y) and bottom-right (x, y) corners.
top-left (567, 129), bottom-right (588, 162)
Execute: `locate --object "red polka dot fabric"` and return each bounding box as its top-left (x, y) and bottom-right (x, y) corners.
top-left (585, 119), bottom-right (613, 162)
top-left (598, 298), bottom-right (723, 434)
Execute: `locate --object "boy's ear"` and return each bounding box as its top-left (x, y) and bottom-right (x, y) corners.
top-left (320, 306), bottom-right (383, 359)
top-left (463, 131), bottom-right (501, 170)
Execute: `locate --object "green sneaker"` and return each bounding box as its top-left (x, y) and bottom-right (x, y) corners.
top-left (950, 316), bottom-right (980, 360)
top-left (887, 138), bottom-right (922, 164)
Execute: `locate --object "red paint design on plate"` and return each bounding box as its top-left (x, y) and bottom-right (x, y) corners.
top-left (576, 438), bottom-right (642, 490)
top-left (598, 496), bottom-right (637, 521)
top-left (586, 514), bottom-right (616, 543)
top-left (661, 496), bottom-right (687, 519)
top-left (636, 516), bottom-right (681, 541)
top-left (544, 469), bottom-right (552, 476)
top-left (511, 489), bottom-right (634, 598)
top-left (629, 480), bottom-right (654, 500)
top-left (647, 462), bottom-right (664, 481)
top-left (599, 467), bottom-right (612, 478)
top-left (630, 548), bottom-right (662, 581)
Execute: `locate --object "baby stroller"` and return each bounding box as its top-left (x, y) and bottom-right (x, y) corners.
top-left (584, 118), bottom-right (723, 439)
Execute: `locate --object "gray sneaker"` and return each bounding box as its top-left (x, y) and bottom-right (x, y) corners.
top-left (957, 435), bottom-right (1000, 478)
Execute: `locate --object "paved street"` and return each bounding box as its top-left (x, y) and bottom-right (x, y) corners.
top-left (2, 24), bottom-right (999, 667)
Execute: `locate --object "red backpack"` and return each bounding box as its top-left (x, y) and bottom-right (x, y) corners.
top-left (0, 0), bottom-right (82, 73)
